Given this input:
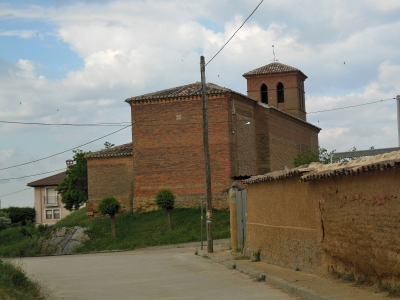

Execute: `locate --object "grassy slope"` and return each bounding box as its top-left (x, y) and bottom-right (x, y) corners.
top-left (0, 259), bottom-right (41, 300)
top-left (75, 208), bottom-right (230, 252)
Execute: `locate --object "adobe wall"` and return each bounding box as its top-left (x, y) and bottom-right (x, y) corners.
top-left (244, 167), bottom-right (400, 282)
top-left (130, 95), bottom-right (232, 211)
top-left (86, 156), bottom-right (133, 218)
top-left (267, 110), bottom-right (319, 172)
top-left (244, 176), bottom-right (321, 272)
top-left (312, 168), bottom-right (400, 282)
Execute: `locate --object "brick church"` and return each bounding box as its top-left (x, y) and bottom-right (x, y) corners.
top-left (85, 62), bottom-right (320, 216)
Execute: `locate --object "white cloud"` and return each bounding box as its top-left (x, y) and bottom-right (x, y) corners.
top-left (1, 0), bottom-right (400, 207)
top-left (0, 30), bottom-right (36, 39)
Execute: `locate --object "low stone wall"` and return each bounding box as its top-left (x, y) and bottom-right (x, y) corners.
top-left (134, 190), bottom-right (229, 212)
top-left (39, 226), bottom-right (89, 255)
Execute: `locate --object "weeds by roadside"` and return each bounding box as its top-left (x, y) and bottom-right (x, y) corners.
top-left (378, 281), bottom-right (400, 297)
top-left (0, 259), bottom-right (42, 299)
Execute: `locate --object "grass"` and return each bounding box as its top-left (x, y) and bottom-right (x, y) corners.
top-left (0, 259), bottom-right (41, 300)
top-left (378, 281), bottom-right (400, 297)
top-left (0, 207), bottom-right (230, 257)
top-left (53, 207), bottom-right (90, 228)
top-left (0, 227), bottom-right (42, 258)
top-left (73, 208), bottom-right (230, 252)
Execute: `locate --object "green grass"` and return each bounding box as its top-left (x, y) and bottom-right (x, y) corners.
top-left (0, 259), bottom-right (41, 300)
top-left (0, 227), bottom-right (42, 258)
top-left (0, 207), bottom-right (230, 256)
top-left (76, 208), bottom-right (230, 252)
top-left (54, 207), bottom-right (90, 228)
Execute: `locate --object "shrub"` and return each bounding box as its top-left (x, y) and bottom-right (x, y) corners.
top-left (156, 189), bottom-right (175, 230)
top-left (6, 207), bottom-right (35, 226)
top-left (98, 196), bottom-right (120, 238)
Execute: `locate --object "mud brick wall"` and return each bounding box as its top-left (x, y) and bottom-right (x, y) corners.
top-left (129, 95), bottom-right (233, 209)
top-left (87, 156), bottom-right (133, 218)
top-left (244, 176), bottom-right (321, 273)
top-left (313, 168), bottom-right (400, 281)
top-left (244, 167), bottom-right (400, 282)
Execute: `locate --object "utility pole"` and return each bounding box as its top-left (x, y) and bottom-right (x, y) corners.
top-left (397, 95), bottom-right (400, 146)
top-left (200, 55), bottom-right (213, 253)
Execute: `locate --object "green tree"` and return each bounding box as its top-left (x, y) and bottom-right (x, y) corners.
top-left (104, 142), bottom-right (115, 149)
top-left (6, 207), bottom-right (35, 226)
top-left (293, 147), bottom-right (336, 167)
top-left (56, 150), bottom-right (89, 211)
top-left (155, 189), bottom-right (175, 230)
top-left (98, 196), bottom-right (120, 238)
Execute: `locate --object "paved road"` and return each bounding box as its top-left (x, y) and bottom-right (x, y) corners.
top-left (13, 244), bottom-right (299, 300)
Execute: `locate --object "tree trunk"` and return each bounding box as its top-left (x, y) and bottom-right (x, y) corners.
top-left (110, 214), bottom-right (117, 238)
top-left (167, 209), bottom-right (172, 230)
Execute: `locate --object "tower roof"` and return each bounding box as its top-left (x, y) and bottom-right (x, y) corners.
top-left (243, 62), bottom-right (307, 78)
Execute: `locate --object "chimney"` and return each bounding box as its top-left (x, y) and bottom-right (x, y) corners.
top-left (66, 159), bottom-right (74, 169)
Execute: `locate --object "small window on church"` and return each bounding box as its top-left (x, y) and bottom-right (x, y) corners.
top-left (277, 82), bottom-right (284, 103)
top-left (260, 84), bottom-right (268, 104)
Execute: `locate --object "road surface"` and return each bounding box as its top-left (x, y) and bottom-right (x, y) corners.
top-left (13, 244), bottom-right (299, 299)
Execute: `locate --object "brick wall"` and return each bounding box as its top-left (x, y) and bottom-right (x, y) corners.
top-left (245, 72), bottom-right (306, 121)
top-left (87, 156), bottom-right (133, 217)
top-left (254, 105), bottom-right (319, 174)
top-left (230, 94), bottom-right (257, 177)
top-left (129, 95), bottom-right (233, 211)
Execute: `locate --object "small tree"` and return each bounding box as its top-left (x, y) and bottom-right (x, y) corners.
top-left (56, 150), bottom-right (89, 211)
top-left (98, 196), bottom-right (120, 238)
top-left (156, 189), bottom-right (175, 230)
top-left (293, 147), bottom-right (336, 167)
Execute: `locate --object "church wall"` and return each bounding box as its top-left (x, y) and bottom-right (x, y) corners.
top-left (129, 95), bottom-right (232, 212)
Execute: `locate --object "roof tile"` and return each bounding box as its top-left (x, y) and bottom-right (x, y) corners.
top-left (243, 151), bottom-right (400, 184)
top-left (85, 143), bottom-right (132, 159)
top-left (243, 62), bottom-right (305, 77)
top-left (125, 82), bottom-right (231, 102)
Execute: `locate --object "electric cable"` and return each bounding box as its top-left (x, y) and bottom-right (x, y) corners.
top-left (205, 0), bottom-right (264, 66)
top-left (0, 168), bottom-right (65, 181)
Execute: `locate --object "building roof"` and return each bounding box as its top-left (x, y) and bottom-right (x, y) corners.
top-left (125, 82), bottom-right (232, 102)
top-left (125, 81), bottom-right (320, 131)
top-left (243, 150), bottom-right (400, 184)
top-left (85, 143), bottom-right (133, 160)
top-left (27, 171), bottom-right (67, 187)
top-left (243, 62), bottom-right (307, 78)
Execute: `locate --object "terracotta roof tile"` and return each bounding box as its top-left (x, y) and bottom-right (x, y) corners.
top-left (85, 143), bottom-right (132, 159)
top-left (243, 150), bottom-right (400, 184)
top-left (125, 82), bottom-right (232, 102)
top-left (27, 172), bottom-right (66, 187)
top-left (243, 62), bottom-right (306, 77)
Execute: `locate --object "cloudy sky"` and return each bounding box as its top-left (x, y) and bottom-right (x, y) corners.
top-left (1, 0), bottom-right (399, 208)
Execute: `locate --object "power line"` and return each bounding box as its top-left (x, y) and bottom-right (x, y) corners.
top-left (0, 168), bottom-right (65, 181)
top-left (0, 99), bottom-right (175, 172)
top-left (205, 0), bottom-right (264, 66)
top-left (0, 125), bottom-right (131, 171)
top-left (0, 187), bottom-right (32, 198)
top-left (307, 97), bottom-right (395, 114)
top-left (0, 120), bottom-right (130, 126)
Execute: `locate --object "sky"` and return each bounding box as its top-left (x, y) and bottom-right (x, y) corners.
top-left (1, 0), bottom-right (399, 208)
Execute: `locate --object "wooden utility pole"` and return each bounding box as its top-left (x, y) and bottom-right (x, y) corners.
top-left (200, 55), bottom-right (213, 253)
